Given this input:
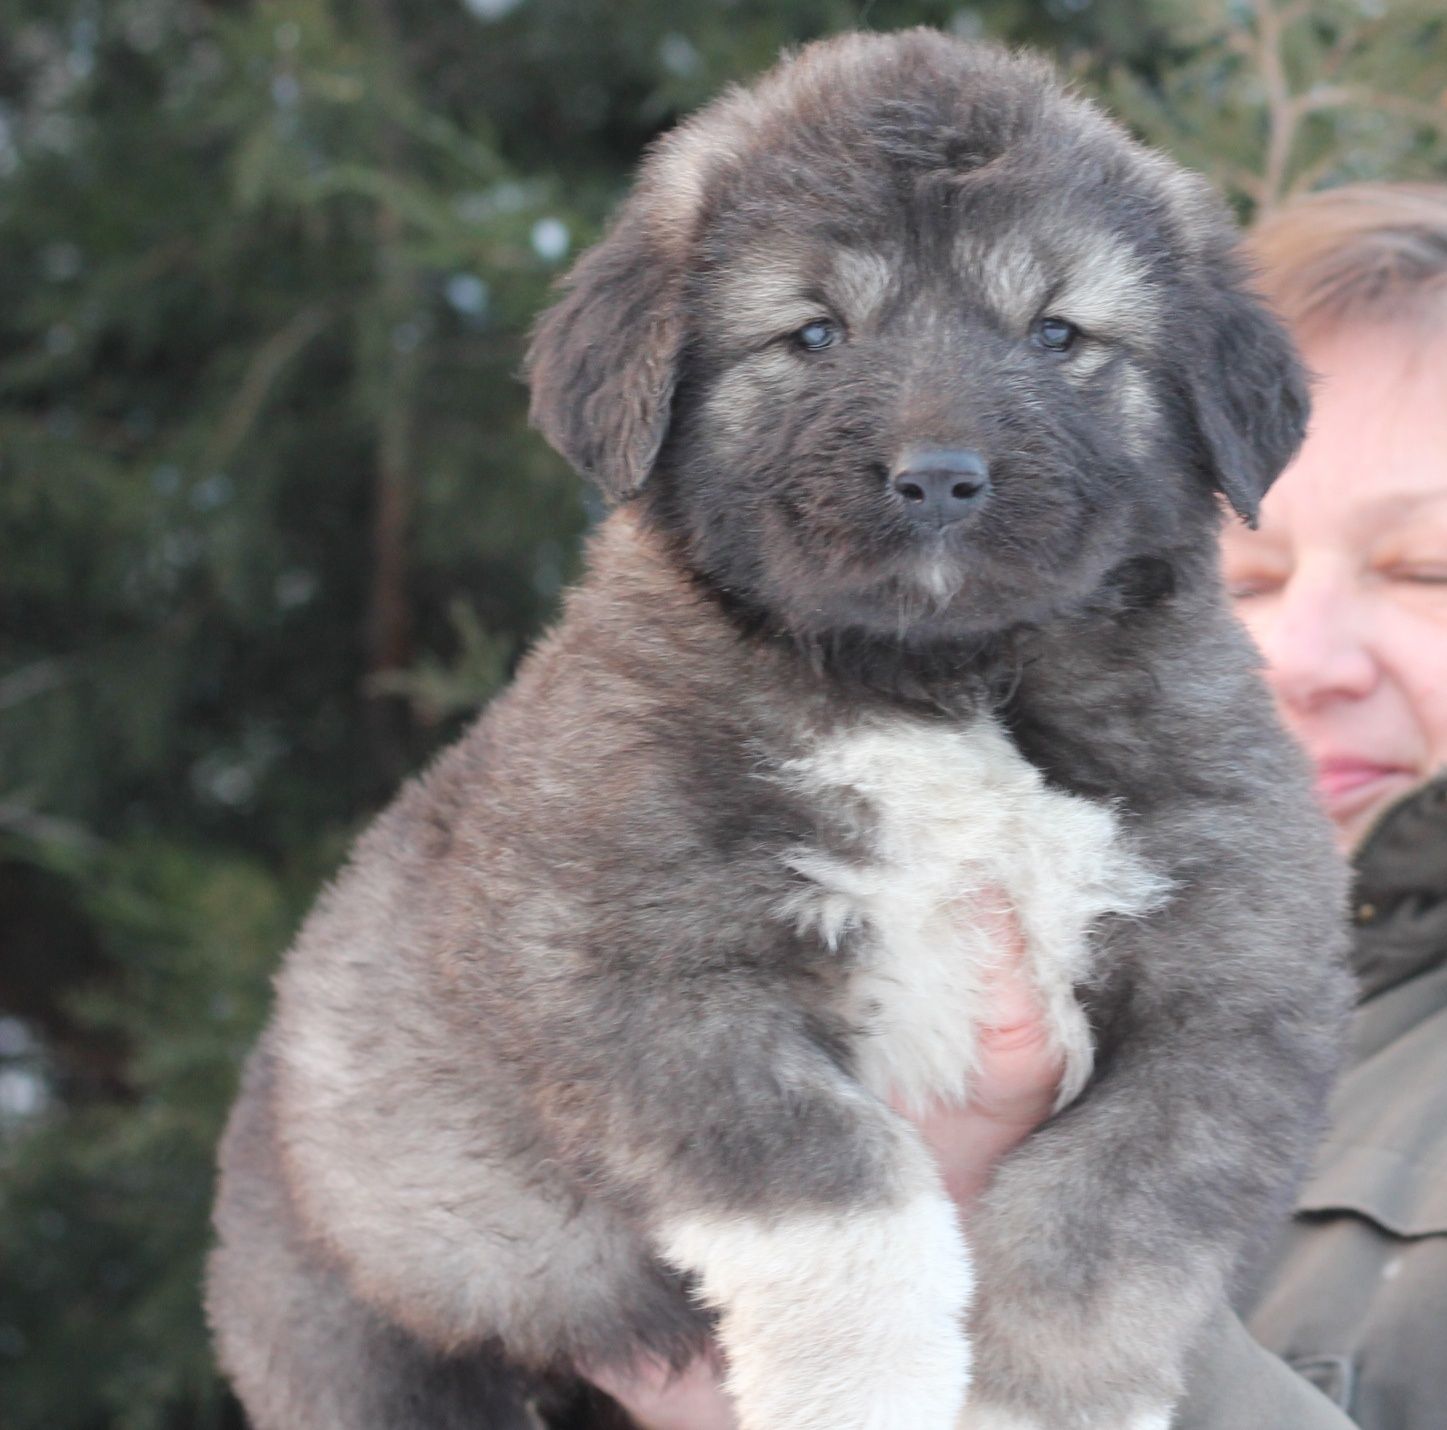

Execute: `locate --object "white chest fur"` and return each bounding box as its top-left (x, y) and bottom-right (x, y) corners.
top-left (777, 714), bottom-right (1166, 1115)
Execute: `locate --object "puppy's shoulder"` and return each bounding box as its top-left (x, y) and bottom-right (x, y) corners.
top-left (1007, 558), bottom-right (1292, 808)
top-left (504, 511), bottom-right (770, 725)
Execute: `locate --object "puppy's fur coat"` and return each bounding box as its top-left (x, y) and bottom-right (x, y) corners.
top-left (207, 31), bottom-right (1352, 1430)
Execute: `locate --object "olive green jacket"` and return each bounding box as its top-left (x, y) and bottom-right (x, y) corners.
top-left (1181, 777), bottom-right (1447, 1429)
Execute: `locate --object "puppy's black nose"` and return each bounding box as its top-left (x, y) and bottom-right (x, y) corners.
top-left (890, 448), bottom-right (991, 527)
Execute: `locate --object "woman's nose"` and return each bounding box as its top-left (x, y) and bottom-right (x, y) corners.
top-left (1255, 566), bottom-right (1378, 712)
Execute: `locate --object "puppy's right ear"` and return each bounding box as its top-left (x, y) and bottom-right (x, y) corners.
top-left (525, 197), bottom-right (687, 504)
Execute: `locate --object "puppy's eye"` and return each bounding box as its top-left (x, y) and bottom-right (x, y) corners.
top-left (793, 319), bottom-right (842, 353)
top-left (1032, 316), bottom-right (1079, 353)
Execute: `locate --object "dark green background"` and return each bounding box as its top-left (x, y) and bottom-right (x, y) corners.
top-left (1, 1), bottom-right (1442, 1424)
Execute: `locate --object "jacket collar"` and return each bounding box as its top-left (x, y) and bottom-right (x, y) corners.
top-left (1349, 773), bottom-right (1447, 1005)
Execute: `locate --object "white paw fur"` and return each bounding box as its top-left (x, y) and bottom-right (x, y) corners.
top-left (660, 1192), bottom-right (972, 1430)
top-left (957, 1405), bottom-right (1173, 1430)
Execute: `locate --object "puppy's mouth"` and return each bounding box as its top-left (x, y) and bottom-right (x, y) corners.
top-left (837, 536), bottom-right (1024, 640)
top-left (902, 533), bottom-right (969, 606)
top-left (851, 516), bottom-right (1101, 640)
top-left (886, 515), bottom-right (1009, 591)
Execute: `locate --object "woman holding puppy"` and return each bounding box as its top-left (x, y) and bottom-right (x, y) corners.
top-left (594, 182), bottom-right (1447, 1430)
top-left (1213, 181), bottom-right (1447, 1430)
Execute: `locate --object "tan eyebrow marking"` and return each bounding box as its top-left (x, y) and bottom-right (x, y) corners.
top-left (955, 232), bottom-right (1047, 328)
top-left (711, 243), bottom-right (899, 349)
top-left (829, 248), bottom-right (894, 324)
top-left (955, 227), bottom-right (1160, 342)
top-left (1059, 231), bottom-right (1161, 337)
top-left (712, 247), bottom-right (823, 347)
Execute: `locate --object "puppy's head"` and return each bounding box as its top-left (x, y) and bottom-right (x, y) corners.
top-left (527, 30), bottom-right (1309, 645)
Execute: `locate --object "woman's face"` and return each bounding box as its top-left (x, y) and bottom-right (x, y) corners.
top-left (1221, 323), bottom-right (1447, 851)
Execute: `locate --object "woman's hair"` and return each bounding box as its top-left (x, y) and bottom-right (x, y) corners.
top-left (1246, 182), bottom-right (1447, 339)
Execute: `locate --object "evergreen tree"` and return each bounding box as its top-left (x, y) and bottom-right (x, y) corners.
top-left (1096, 0), bottom-right (1447, 213)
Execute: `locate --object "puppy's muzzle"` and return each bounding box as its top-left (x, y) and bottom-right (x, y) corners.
top-left (890, 447), bottom-right (991, 530)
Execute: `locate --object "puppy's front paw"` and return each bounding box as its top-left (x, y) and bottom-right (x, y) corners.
top-left (955, 1401), bottom-right (1036, 1424)
top-left (957, 1404), bottom-right (1172, 1430)
top-left (954, 1404), bottom-right (1043, 1430)
top-left (663, 1192), bottom-right (971, 1429)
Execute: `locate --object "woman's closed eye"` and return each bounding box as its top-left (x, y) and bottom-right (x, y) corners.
top-left (1372, 533), bottom-right (1447, 589)
top-left (1223, 553), bottom-right (1291, 601)
top-left (1228, 574), bottom-right (1285, 600)
top-left (1380, 562), bottom-right (1447, 585)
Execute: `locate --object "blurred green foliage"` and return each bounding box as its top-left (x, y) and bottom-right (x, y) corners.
top-left (0, 1), bottom-right (1442, 1425)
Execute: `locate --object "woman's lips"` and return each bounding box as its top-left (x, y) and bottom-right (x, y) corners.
top-left (1313, 758), bottom-right (1415, 809)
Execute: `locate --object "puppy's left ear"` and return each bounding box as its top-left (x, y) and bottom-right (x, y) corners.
top-left (1181, 249), bottom-right (1311, 527)
top-left (525, 198), bottom-right (687, 504)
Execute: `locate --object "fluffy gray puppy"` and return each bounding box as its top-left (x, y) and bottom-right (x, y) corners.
top-left (207, 30), bottom-right (1352, 1430)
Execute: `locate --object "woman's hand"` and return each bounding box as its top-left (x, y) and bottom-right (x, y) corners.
top-left (585, 903), bottom-right (1062, 1430)
top-left (899, 897), bottom-right (1067, 1210)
